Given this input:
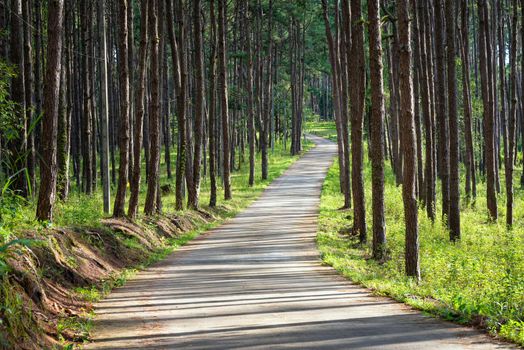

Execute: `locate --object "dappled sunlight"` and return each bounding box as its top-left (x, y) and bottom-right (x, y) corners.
top-left (85, 137), bottom-right (504, 350)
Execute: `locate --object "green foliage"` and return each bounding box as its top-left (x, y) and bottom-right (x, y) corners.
top-left (312, 122), bottom-right (524, 346)
top-left (0, 190), bottom-right (28, 243)
top-left (306, 121), bottom-right (338, 142)
top-left (0, 275), bottom-right (37, 348)
top-left (74, 287), bottom-right (102, 303)
top-left (0, 61), bottom-right (16, 142)
top-left (56, 312), bottom-right (94, 343)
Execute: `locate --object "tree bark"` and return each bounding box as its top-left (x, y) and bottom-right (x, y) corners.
top-left (81, 1), bottom-right (93, 195)
top-left (347, 0), bottom-right (367, 241)
top-left (368, 0), bottom-right (386, 259)
top-left (446, 0), bottom-right (461, 240)
top-left (506, 0), bottom-right (518, 227)
top-left (189, 0), bottom-right (205, 209)
top-left (245, 2), bottom-right (256, 187)
top-left (460, 0), bottom-right (477, 200)
top-left (208, 0), bottom-right (218, 206)
top-left (435, 0), bottom-right (450, 222)
top-left (113, 0), bottom-right (131, 217)
top-left (57, 33), bottom-right (70, 201)
top-left (417, 0), bottom-right (436, 220)
top-left (128, 0), bottom-right (149, 218)
top-left (36, 0), bottom-right (64, 221)
top-left (145, 0), bottom-right (161, 215)
top-left (99, 0), bottom-right (111, 214)
top-left (218, 0), bottom-right (232, 200)
top-left (398, 0), bottom-right (420, 279)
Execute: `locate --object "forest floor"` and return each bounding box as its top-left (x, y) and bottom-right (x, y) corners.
top-left (0, 141), bottom-right (308, 349)
top-left (85, 135), bottom-right (510, 350)
top-left (307, 122), bottom-right (524, 347)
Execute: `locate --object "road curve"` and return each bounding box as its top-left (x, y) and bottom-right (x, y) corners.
top-left (87, 135), bottom-right (511, 350)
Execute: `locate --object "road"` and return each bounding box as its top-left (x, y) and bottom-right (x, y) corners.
top-left (87, 135), bottom-right (511, 349)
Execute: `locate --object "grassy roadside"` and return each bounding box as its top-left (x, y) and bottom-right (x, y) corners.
top-left (0, 139), bottom-right (313, 349)
top-left (71, 140), bottom-right (314, 346)
top-left (307, 122), bottom-right (524, 347)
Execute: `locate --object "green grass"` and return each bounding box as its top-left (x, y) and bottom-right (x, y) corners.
top-left (306, 121), bottom-right (339, 142)
top-left (309, 121), bottom-right (524, 346)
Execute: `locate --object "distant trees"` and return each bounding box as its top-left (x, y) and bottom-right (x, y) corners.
top-left (0, 0), bottom-right (320, 224)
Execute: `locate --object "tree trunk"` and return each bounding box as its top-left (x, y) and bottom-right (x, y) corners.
top-left (435, 0), bottom-right (450, 222)
top-left (36, 0), bottom-right (64, 221)
top-left (446, 0), bottom-right (461, 240)
top-left (208, 0), bottom-right (218, 206)
top-left (479, 0), bottom-right (498, 220)
top-left (99, 0), bottom-right (111, 214)
top-left (218, 0), bottom-right (232, 200)
top-left (57, 39), bottom-right (70, 201)
top-left (113, 0), bottom-right (130, 217)
top-left (189, 0), bottom-right (205, 209)
top-left (347, 0), bottom-right (367, 241)
top-left (506, 0), bottom-right (518, 227)
top-left (261, 0), bottom-right (274, 181)
top-left (245, 2), bottom-right (256, 187)
top-left (166, 0), bottom-right (187, 211)
top-left (416, 0), bottom-right (435, 221)
top-left (460, 0), bottom-right (477, 200)
top-left (145, 0), bottom-right (161, 215)
top-left (81, 1), bottom-right (93, 195)
top-left (368, 0), bottom-right (386, 259)
top-left (337, 1), bottom-right (351, 209)
top-left (127, 0), bottom-right (135, 181)
top-left (398, 0), bottom-right (420, 280)
top-left (128, 0), bottom-right (148, 218)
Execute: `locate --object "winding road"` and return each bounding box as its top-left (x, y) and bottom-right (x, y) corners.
top-left (87, 135), bottom-right (511, 349)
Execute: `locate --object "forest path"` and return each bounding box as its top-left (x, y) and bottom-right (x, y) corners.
top-left (87, 135), bottom-right (511, 350)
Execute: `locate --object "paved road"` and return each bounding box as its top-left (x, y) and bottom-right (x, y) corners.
top-left (87, 135), bottom-right (511, 349)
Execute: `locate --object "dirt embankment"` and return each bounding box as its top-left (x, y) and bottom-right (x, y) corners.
top-left (0, 208), bottom-right (219, 350)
